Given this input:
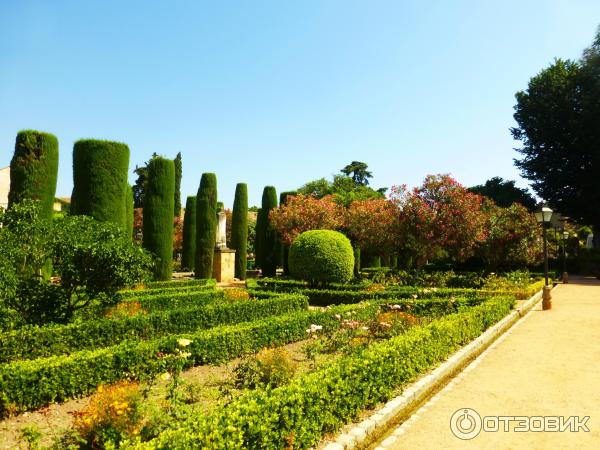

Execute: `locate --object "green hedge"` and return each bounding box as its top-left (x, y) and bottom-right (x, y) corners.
top-left (257, 186), bottom-right (279, 276)
top-left (181, 196), bottom-right (197, 271)
top-left (231, 183), bottom-right (248, 280)
top-left (8, 130), bottom-right (59, 221)
top-left (123, 289), bottom-right (224, 311)
top-left (195, 173), bottom-right (218, 279)
top-left (145, 278), bottom-right (216, 290)
top-left (143, 157), bottom-right (175, 281)
top-left (0, 294), bottom-right (309, 363)
top-left (71, 139), bottom-right (130, 229)
top-left (122, 296), bottom-right (515, 449)
top-left (0, 301), bottom-right (386, 415)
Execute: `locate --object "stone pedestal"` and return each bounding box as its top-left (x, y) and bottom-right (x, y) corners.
top-left (542, 285), bottom-right (552, 310)
top-left (562, 272), bottom-right (569, 284)
top-left (213, 248), bottom-right (236, 282)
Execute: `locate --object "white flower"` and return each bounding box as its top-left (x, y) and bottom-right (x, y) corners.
top-left (389, 304), bottom-right (402, 310)
top-left (361, 326), bottom-right (369, 331)
top-left (411, 294), bottom-right (418, 299)
top-left (334, 314), bottom-right (341, 320)
top-left (306, 324), bottom-right (323, 334)
top-left (177, 338), bottom-right (192, 347)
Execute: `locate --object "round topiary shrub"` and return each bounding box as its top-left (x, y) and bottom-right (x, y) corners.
top-left (289, 230), bottom-right (354, 286)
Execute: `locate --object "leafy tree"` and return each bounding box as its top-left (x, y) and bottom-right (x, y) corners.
top-left (469, 177), bottom-right (536, 210)
top-left (257, 186), bottom-right (279, 276)
top-left (512, 29), bottom-right (600, 240)
top-left (174, 152), bottom-right (182, 217)
top-left (340, 161), bottom-right (373, 185)
top-left (391, 175), bottom-right (487, 269)
top-left (345, 199), bottom-right (398, 257)
top-left (269, 194), bottom-right (345, 246)
top-left (298, 175), bottom-right (385, 207)
top-left (0, 201), bottom-right (152, 326)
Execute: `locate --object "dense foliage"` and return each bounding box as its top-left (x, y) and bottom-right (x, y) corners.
top-left (8, 130), bottom-right (59, 221)
top-left (257, 186), bottom-right (279, 276)
top-left (173, 152), bottom-right (182, 217)
top-left (181, 196), bottom-right (197, 271)
top-left (71, 139), bottom-right (130, 230)
top-left (143, 157), bottom-right (176, 281)
top-left (195, 173), bottom-right (218, 279)
top-left (231, 183), bottom-right (248, 280)
top-left (289, 230), bottom-right (354, 285)
top-left (512, 30), bottom-right (600, 239)
top-left (469, 177), bottom-right (536, 210)
top-left (345, 198), bottom-right (398, 256)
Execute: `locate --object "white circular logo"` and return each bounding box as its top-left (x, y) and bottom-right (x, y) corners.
top-left (450, 408), bottom-right (482, 440)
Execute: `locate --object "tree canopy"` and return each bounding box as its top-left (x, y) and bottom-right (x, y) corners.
top-left (469, 177), bottom-right (536, 211)
top-left (511, 27), bottom-right (600, 235)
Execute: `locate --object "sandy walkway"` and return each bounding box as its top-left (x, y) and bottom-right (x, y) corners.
top-left (373, 276), bottom-right (600, 450)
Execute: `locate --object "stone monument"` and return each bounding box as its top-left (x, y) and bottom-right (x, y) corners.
top-left (213, 210), bottom-right (236, 282)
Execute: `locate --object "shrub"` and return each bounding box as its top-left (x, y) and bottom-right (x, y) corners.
top-left (126, 184), bottom-right (134, 239)
top-left (231, 183), bottom-right (248, 280)
top-left (143, 157), bottom-right (176, 281)
top-left (257, 186), bottom-right (279, 276)
top-left (234, 348), bottom-right (297, 389)
top-left (74, 381), bottom-right (144, 448)
top-left (181, 196), bottom-right (197, 271)
top-left (71, 139), bottom-right (130, 230)
top-left (195, 174), bottom-right (217, 279)
top-left (144, 278), bottom-right (215, 290)
top-left (289, 230), bottom-right (354, 285)
top-left (278, 191), bottom-right (297, 275)
top-left (8, 130), bottom-right (59, 221)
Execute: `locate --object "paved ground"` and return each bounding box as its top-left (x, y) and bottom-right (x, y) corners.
top-left (372, 276), bottom-right (600, 450)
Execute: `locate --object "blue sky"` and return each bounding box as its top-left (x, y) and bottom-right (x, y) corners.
top-left (1, 1), bottom-right (599, 207)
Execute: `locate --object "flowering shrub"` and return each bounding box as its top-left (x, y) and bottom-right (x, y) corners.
top-left (269, 194), bottom-right (345, 246)
top-left (223, 288), bottom-right (250, 301)
top-left (74, 381), bottom-right (143, 448)
top-left (234, 348), bottom-right (297, 389)
top-left (345, 199), bottom-right (399, 256)
top-left (104, 302), bottom-right (147, 319)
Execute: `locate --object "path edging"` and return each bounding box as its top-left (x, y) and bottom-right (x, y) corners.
top-left (320, 287), bottom-right (553, 450)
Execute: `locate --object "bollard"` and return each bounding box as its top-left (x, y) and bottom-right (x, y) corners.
top-left (542, 285), bottom-right (552, 310)
top-left (562, 272), bottom-right (569, 284)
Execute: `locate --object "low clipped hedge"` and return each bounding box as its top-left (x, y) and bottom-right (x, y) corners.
top-left (121, 288), bottom-right (224, 311)
top-left (0, 302), bottom-right (388, 415)
top-left (247, 278), bottom-right (372, 292)
top-left (119, 283), bottom-right (216, 300)
top-left (0, 294), bottom-right (309, 363)
top-left (145, 278), bottom-right (216, 289)
top-left (122, 295), bottom-right (515, 449)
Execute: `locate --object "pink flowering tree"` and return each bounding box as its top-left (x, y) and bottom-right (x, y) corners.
top-left (269, 194), bottom-right (345, 246)
top-left (344, 199), bottom-right (399, 257)
top-left (391, 175), bottom-right (487, 269)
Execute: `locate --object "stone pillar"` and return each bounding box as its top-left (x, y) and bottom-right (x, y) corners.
top-left (213, 248), bottom-right (236, 282)
top-left (542, 285), bottom-right (552, 310)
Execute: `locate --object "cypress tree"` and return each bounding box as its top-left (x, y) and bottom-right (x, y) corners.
top-left (255, 207), bottom-right (264, 268)
top-left (181, 196), bottom-right (197, 271)
top-left (195, 173), bottom-right (217, 279)
top-left (174, 152), bottom-right (182, 216)
top-left (143, 156), bottom-right (175, 281)
top-left (126, 184), bottom-right (134, 239)
top-left (8, 130), bottom-right (59, 220)
top-left (71, 139), bottom-right (130, 230)
top-left (231, 183), bottom-right (248, 280)
top-left (258, 186), bottom-right (279, 277)
top-left (279, 191), bottom-right (296, 275)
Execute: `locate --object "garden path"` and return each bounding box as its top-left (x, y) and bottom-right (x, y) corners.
top-left (372, 276), bottom-right (600, 450)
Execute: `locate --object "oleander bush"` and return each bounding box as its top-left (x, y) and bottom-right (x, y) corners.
top-left (120, 295), bottom-right (515, 449)
top-left (289, 230), bottom-right (355, 285)
top-left (0, 294), bottom-right (309, 363)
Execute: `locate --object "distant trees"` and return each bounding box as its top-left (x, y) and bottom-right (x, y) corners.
top-left (469, 177), bottom-right (536, 211)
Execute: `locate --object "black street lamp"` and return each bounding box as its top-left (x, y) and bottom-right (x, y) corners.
top-left (562, 230), bottom-right (569, 284)
top-left (535, 204), bottom-right (553, 310)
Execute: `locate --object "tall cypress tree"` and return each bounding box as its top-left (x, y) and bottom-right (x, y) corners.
top-left (143, 156), bottom-right (175, 281)
top-left (126, 184), bottom-right (134, 239)
top-left (231, 183), bottom-right (248, 280)
top-left (174, 152), bottom-right (182, 216)
top-left (279, 191), bottom-right (296, 274)
top-left (8, 130), bottom-right (59, 220)
top-left (181, 196), bottom-right (197, 271)
top-left (258, 186), bottom-right (279, 277)
top-left (195, 173), bottom-right (217, 279)
top-left (255, 207), bottom-right (264, 268)
top-left (71, 139), bottom-right (130, 230)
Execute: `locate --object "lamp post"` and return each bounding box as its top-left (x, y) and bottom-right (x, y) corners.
top-left (535, 204), bottom-right (553, 310)
top-left (562, 230), bottom-right (569, 284)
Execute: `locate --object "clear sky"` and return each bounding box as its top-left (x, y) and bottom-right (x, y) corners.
top-left (1, 0), bottom-right (599, 207)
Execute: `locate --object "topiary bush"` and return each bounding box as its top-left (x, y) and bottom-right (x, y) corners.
top-left (195, 173), bottom-right (217, 279)
top-left (142, 156), bottom-right (175, 281)
top-left (181, 196), bottom-right (197, 271)
top-left (231, 183), bottom-right (248, 280)
top-left (289, 230), bottom-right (354, 286)
top-left (8, 130), bottom-right (59, 221)
top-left (71, 139), bottom-right (130, 230)
top-left (257, 186), bottom-right (279, 277)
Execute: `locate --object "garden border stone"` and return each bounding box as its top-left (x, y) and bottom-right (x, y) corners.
top-left (320, 284), bottom-right (555, 450)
